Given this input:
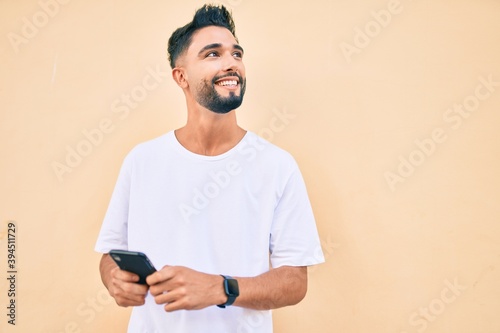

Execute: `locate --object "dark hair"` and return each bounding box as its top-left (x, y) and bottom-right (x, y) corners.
top-left (167, 4), bottom-right (237, 69)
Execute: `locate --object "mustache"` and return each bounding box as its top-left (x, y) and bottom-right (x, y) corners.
top-left (211, 72), bottom-right (244, 85)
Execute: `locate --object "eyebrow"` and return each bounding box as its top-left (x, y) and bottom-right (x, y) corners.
top-left (197, 43), bottom-right (244, 56)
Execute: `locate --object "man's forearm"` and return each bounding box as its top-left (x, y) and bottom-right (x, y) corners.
top-left (233, 266), bottom-right (307, 310)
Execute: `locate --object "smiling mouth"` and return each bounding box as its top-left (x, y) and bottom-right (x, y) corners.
top-left (216, 79), bottom-right (238, 87)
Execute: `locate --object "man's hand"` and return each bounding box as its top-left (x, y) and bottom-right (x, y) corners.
top-left (147, 266), bottom-right (226, 312)
top-left (100, 254), bottom-right (149, 307)
top-left (108, 267), bottom-right (149, 307)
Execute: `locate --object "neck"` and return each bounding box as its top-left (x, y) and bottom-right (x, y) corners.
top-left (175, 102), bottom-right (246, 156)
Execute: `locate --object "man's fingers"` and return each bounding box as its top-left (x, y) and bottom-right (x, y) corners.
top-left (112, 267), bottom-right (140, 283)
top-left (145, 266), bottom-right (216, 311)
top-left (108, 268), bottom-right (149, 307)
top-left (114, 279), bottom-right (148, 295)
top-left (146, 265), bottom-right (172, 286)
top-left (152, 288), bottom-right (191, 312)
top-left (114, 293), bottom-right (146, 307)
top-left (110, 281), bottom-right (148, 306)
top-left (114, 291), bottom-right (146, 307)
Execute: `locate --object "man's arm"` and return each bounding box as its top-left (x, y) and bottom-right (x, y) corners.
top-left (235, 265), bottom-right (307, 310)
top-left (99, 254), bottom-right (149, 307)
top-left (146, 265), bottom-right (307, 312)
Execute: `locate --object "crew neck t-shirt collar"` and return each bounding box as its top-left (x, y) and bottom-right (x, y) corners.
top-left (168, 130), bottom-right (250, 161)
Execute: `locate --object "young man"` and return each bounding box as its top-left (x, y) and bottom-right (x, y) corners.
top-left (95, 4), bottom-right (324, 332)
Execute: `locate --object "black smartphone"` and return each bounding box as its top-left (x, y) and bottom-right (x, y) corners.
top-left (109, 249), bottom-right (157, 284)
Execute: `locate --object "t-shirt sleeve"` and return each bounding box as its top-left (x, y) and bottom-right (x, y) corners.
top-left (94, 153), bottom-right (133, 253)
top-left (269, 161), bottom-right (325, 268)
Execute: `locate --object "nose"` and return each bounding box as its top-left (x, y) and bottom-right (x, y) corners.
top-left (222, 53), bottom-right (240, 72)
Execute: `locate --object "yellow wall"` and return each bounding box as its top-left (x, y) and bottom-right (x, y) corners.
top-left (1, 0), bottom-right (500, 332)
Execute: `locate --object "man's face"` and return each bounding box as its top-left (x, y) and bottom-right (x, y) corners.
top-left (180, 26), bottom-right (246, 114)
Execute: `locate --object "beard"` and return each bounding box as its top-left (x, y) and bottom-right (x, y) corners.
top-left (195, 72), bottom-right (246, 114)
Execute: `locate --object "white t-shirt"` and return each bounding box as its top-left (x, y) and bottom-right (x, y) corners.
top-left (95, 131), bottom-right (325, 333)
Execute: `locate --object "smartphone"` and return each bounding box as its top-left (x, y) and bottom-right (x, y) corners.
top-left (109, 249), bottom-right (157, 285)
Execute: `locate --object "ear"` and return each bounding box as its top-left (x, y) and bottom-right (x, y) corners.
top-left (172, 68), bottom-right (189, 89)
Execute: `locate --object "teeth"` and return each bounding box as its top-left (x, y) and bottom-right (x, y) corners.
top-left (217, 80), bottom-right (237, 86)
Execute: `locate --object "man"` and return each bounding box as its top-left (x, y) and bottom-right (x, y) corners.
top-left (95, 4), bottom-right (324, 332)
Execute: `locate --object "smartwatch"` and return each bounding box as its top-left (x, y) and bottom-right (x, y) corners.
top-left (217, 275), bottom-right (239, 308)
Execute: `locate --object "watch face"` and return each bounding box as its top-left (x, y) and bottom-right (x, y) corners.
top-left (226, 278), bottom-right (240, 297)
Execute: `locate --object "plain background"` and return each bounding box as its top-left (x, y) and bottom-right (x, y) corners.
top-left (1, 0), bottom-right (500, 332)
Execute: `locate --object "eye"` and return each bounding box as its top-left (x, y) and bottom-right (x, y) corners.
top-left (233, 51), bottom-right (243, 58)
top-left (206, 51), bottom-right (219, 58)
